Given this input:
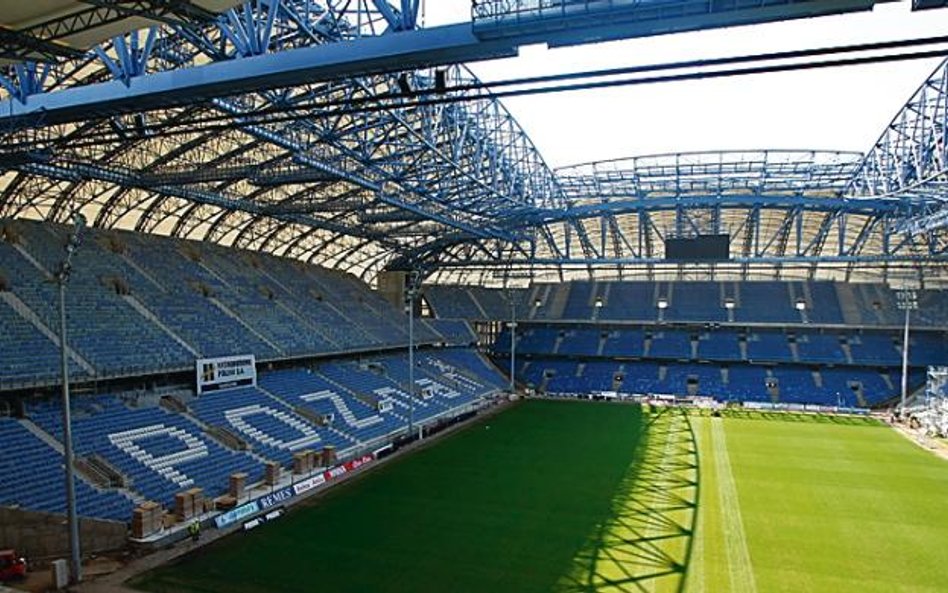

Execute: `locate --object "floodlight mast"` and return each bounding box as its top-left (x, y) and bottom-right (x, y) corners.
top-left (509, 298), bottom-right (516, 395)
top-left (57, 212), bottom-right (85, 585)
top-left (897, 289), bottom-right (919, 413)
top-left (406, 270), bottom-right (422, 437)
top-left (497, 270), bottom-right (533, 395)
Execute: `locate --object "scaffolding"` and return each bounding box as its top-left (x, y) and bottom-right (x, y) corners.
top-left (915, 367), bottom-right (948, 438)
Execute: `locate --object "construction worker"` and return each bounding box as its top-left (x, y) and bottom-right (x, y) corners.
top-left (188, 521), bottom-right (201, 543)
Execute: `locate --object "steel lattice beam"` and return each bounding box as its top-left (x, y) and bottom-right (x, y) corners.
top-left (847, 58), bottom-right (948, 233)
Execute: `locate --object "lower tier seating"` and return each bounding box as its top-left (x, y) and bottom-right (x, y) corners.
top-left (0, 418), bottom-right (134, 521)
top-left (507, 357), bottom-right (923, 408)
top-left (0, 348), bottom-right (505, 522)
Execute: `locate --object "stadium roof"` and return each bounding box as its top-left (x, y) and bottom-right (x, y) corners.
top-left (0, 1), bottom-right (241, 65)
top-left (0, 1), bottom-right (945, 286)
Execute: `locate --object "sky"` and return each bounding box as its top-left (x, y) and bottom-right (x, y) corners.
top-left (418, 1), bottom-right (948, 169)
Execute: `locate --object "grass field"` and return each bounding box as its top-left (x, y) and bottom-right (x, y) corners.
top-left (130, 401), bottom-right (948, 593)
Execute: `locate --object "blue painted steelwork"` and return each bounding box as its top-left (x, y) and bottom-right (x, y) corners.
top-left (0, 1), bottom-right (944, 286)
top-left (0, 1), bottom-right (561, 281)
top-left (421, 151), bottom-right (947, 285)
top-left (0, 22), bottom-right (516, 124)
top-left (0, 0), bottom-right (888, 124)
top-left (472, 0), bottom-right (879, 48)
top-left (847, 58), bottom-right (948, 234)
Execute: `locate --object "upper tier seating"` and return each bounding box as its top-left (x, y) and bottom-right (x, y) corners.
top-left (733, 282), bottom-right (801, 323)
top-left (424, 285), bottom-right (527, 320)
top-left (424, 285), bottom-right (484, 319)
top-left (0, 220), bottom-right (451, 388)
top-left (1, 230), bottom-right (193, 377)
top-left (424, 319), bottom-right (478, 346)
top-left (665, 282), bottom-right (728, 322)
top-left (0, 295), bottom-right (83, 388)
top-left (430, 281), bottom-right (948, 328)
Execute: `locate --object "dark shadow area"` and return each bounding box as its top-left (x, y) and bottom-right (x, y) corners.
top-left (555, 406), bottom-right (699, 593)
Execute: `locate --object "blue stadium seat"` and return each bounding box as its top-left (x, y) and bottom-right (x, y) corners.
top-left (188, 387), bottom-right (355, 466)
top-left (0, 417), bottom-right (134, 521)
top-left (29, 396), bottom-right (264, 509)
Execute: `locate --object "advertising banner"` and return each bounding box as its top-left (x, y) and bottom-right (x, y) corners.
top-left (197, 355), bottom-right (257, 394)
top-left (293, 474), bottom-right (327, 496)
top-left (215, 501), bottom-right (260, 529)
top-left (320, 453), bottom-right (375, 484)
top-left (215, 454), bottom-right (377, 530)
top-left (258, 487), bottom-right (295, 510)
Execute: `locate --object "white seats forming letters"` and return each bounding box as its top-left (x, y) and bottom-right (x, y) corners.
top-left (299, 390), bottom-right (384, 429)
top-left (224, 404), bottom-right (322, 451)
top-left (108, 424), bottom-right (208, 489)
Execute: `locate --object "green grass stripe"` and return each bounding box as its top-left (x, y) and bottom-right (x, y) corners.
top-left (131, 400), bottom-right (648, 593)
top-left (723, 417), bottom-right (948, 593)
top-left (128, 403), bottom-right (948, 593)
top-left (553, 406), bottom-right (696, 593)
top-left (710, 418), bottom-right (758, 593)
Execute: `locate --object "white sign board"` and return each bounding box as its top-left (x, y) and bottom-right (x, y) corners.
top-left (197, 354), bottom-right (257, 394)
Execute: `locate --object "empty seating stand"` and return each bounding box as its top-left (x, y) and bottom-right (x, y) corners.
top-left (0, 220), bottom-right (452, 387)
top-left (260, 370), bottom-right (403, 444)
top-left (187, 387), bottom-right (355, 467)
top-left (0, 418), bottom-right (133, 521)
top-left (28, 397), bottom-right (264, 511)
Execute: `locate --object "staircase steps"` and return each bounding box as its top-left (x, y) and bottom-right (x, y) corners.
top-left (467, 288), bottom-right (490, 319)
top-left (835, 283), bottom-right (864, 325)
top-left (123, 295), bottom-right (199, 356)
top-left (210, 297), bottom-right (284, 354)
top-left (1, 292), bottom-right (95, 374)
top-left (548, 284), bottom-right (572, 319)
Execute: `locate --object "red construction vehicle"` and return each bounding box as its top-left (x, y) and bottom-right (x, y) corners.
top-left (0, 550), bottom-right (27, 582)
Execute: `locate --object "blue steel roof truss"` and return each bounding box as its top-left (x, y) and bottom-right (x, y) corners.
top-left (849, 58), bottom-right (948, 234)
top-left (0, 1), bottom-right (563, 279)
top-left (0, 2), bottom-right (945, 283)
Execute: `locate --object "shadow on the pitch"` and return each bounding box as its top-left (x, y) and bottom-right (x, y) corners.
top-left (553, 406), bottom-right (699, 593)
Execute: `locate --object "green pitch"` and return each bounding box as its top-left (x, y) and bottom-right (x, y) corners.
top-left (130, 401), bottom-right (948, 593)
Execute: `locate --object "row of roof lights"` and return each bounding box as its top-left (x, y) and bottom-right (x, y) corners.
top-left (533, 296), bottom-right (810, 310)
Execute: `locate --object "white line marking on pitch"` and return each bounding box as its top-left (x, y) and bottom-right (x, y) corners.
top-left (711, 418), bottom-right (758, 593)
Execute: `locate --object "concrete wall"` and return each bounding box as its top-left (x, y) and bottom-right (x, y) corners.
top-left (0, 507), bottom-right (127, 561)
